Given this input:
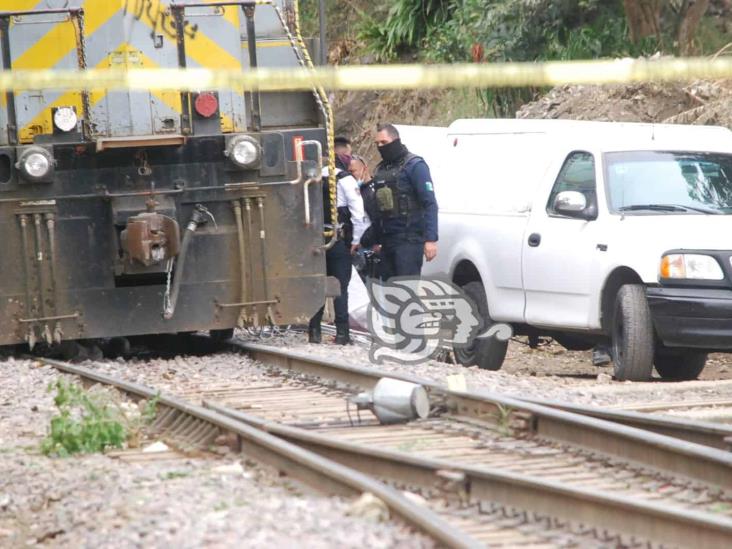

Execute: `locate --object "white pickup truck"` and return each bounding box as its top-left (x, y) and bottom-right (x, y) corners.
top-left (403, 119), bottom-right (732, 381)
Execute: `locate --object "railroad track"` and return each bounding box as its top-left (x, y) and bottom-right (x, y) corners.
top-left (34, 355), bottom-right (666, 549)
top-left (614, 396), bottom-right (732, 423)
top-left (318, 325), bottom-right (732, 450)
top-left (533, 397), bottom-right (732, 450)
top-left (38, 358), bottom-right (474, 548)
top-left (36, 342), bottom-right (732, 547)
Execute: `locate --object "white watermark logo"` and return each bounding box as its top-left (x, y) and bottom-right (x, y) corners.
top-left (367, 277), bottom-right (513, 365)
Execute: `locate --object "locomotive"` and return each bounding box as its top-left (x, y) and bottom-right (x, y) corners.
top-left (0, 0), bottom-right (332, 350)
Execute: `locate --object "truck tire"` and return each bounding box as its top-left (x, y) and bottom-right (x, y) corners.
top-left (654, 349), bottom-right (707, 380)
top-left (454, 281), bottom-right (508, 371)
top-left (612, 284), bottom-right (654, 381)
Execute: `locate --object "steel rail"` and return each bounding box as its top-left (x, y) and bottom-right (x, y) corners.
top-left (319, 325), bottom-right (732, 449)
top-left (37, 357), bottom-right (479, 549)
top-left (234, 342), bottom-right (732, 489)
top-left (526, 397), bottom-right (732, 450)
top-left (208, 402), bottom-right (732, 549)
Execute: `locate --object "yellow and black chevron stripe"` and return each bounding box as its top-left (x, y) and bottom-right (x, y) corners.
top-left (4, 0), bottom-right (285, 142)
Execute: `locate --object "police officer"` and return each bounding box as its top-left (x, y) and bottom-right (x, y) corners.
top-left (308, 153), bottom-right (363, 345)
top-left (372, 123), bottom-right (438, 279)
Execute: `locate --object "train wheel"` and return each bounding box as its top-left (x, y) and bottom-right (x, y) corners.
top-left (104, 337), bottom-right (131, 359)
top-left (210, 328), bottom-right (234, 341)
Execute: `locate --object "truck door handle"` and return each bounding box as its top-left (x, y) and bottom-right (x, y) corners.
top-left (528, 233), bottom-right (541, 247)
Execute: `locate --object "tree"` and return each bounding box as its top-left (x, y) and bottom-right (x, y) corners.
top-left (623, 0), bottom-right (710, 54)
top-left (624, 0), bottom-right (662, 43)
top-left (677, 0), bottom-right (710, 54)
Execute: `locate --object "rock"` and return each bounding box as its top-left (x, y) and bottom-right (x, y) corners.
top-left (211, 462), bottom-right (246, 476)
top-left (596, 372), bottom-right (613, 384)
top-left (446, 373), bottom-right (466, 392)
top-left (400, 491), bottom-right (427, 507)
top-left (142, 441), bottom-right (170, 453)
top-left (346, 492), bottom-right (390, 523)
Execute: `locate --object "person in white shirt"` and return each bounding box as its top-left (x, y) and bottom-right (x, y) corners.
top-left (337, 157), bottom-right (371, 255)
top-left (309, 151), bottom-right (368, 345)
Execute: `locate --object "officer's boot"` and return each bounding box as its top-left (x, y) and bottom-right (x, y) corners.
top-left (335, 323), bottom-right (351, 345)
top-left (308, 321), bottom-right (322, 344)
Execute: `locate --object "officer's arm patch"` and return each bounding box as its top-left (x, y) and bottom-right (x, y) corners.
top-left (425, 181), bottom-right (434, 192)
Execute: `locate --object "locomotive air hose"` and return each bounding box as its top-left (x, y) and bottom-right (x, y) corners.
top-left (163, 207), bottom-right (206, 320)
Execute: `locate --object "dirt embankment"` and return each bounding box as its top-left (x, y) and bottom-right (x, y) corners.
top-left (334, 78), bottom-right (732, 165)
top-left (517, 79), bottom-right (732, 125)
top-left (332, 90), bottom-right (448, 164)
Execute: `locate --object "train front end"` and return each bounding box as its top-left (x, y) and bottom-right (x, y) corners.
top-left (0, 0), bottom-right (329, 348)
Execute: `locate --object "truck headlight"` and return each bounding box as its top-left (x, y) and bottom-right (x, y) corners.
top-left (16, 146), bottom-right (54, 182)
top-left (660, 254), bottom-right (724, 280)
top-left (225, 135), bottom-right (260, 169)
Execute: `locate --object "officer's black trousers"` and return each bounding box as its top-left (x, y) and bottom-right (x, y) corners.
top-left (379, 240), bottom-right (424, 280)
top-left (310, 239), bottom-right (352, 327)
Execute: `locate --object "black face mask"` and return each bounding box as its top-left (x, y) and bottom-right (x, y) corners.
top-left (377, 138), bottom-right (406, 163)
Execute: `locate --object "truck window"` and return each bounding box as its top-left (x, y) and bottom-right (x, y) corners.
top-left (605, 151), bottom-right (732, 214)
top-left (546, 151), bottom-right (596, 215)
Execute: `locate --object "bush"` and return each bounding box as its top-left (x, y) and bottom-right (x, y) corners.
top-left (359, 0), bottom-right (453, 60)
top-left (41, 380), bottom-right (158, 457)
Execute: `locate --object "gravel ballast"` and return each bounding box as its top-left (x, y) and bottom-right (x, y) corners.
top-left (0, 358), bottom-right (432, 548)
top-left (233, 331), bottom-right (732, 410)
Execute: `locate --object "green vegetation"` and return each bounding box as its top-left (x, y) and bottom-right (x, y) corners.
top-left (357, 0), bottom-right (725, 63)
top-left (357, 0), bottom-right (666, 115)
top-left (359, 1), bottom-right (660, 63)
top-left (162, 470), bottom-right (191, 480)
top-left (494, 403), bottom-right (514, 437)
top-left (41, 380), bottom-right (159, 457)
top-left (359, 0), bottom-right (451, 61)
top-left (298, 1), bottom-right (728, 118)
top-left (41, 380), bottom-right (126, 457)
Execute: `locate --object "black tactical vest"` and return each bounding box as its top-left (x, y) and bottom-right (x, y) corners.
top-left (373, 153), bottom-right (421, 220)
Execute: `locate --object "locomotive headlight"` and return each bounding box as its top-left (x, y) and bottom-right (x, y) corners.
top-left (660, 253), bottom-right (724, 280)
top-left (225, 135), bottom-right (260, 169)
top-left (17, 146), bottom-right (54, 183)
top-left (53, 106), bottom-right (78, 132)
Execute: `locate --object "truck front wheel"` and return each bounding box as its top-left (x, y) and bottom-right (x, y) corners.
top-left (654, 349), bottom-right (707, 380)
top-left (455, 281), bottom-right (508, 371)
top-left (612, 284), bottom-right (654, 381)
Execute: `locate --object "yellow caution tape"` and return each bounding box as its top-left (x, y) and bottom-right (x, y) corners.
top-left (0, 57), bottom-right (731, 92)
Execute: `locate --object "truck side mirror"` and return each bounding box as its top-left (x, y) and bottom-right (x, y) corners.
top-left (554, 190), bottom-right (597, 220)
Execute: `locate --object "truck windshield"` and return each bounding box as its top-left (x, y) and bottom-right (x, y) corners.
top-left (605, 151), bottom-right (732, 214)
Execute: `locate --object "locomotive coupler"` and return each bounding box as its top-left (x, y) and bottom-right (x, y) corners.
top-left (120, 210), bottom-right (181, 267)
